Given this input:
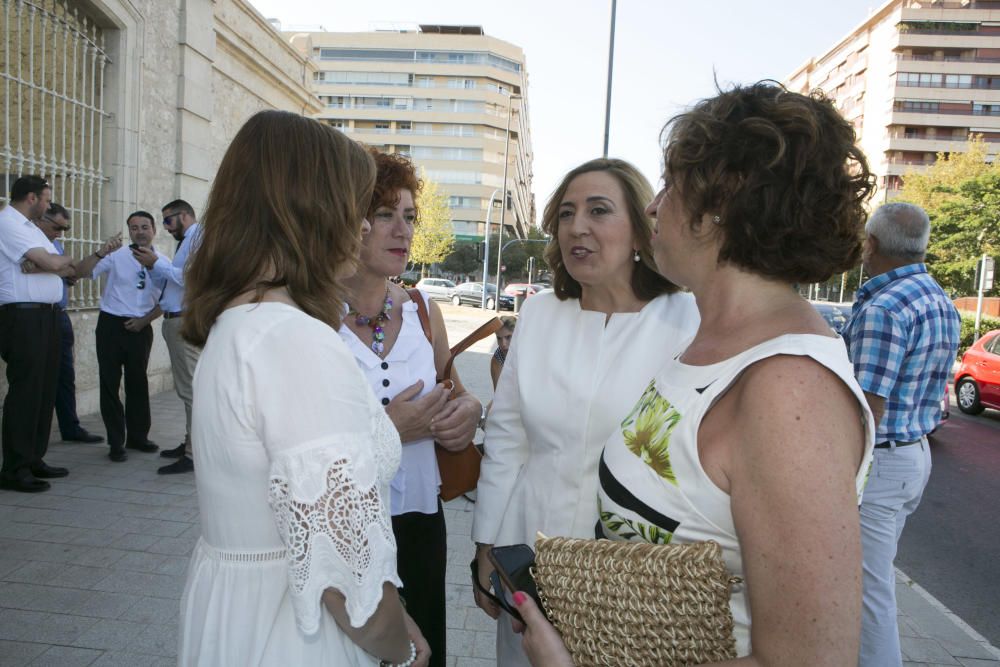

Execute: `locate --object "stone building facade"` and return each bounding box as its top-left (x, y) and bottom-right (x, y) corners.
top-left (0, 0), bottom-right (321, 416)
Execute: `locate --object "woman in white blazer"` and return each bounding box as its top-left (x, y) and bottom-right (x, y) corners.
top-left (471, 158), bottom-right (700, 666)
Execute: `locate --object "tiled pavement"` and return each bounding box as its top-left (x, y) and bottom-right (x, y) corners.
top-left (1, 306), bottom-right (998, 666)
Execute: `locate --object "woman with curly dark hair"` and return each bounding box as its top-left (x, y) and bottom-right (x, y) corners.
top-left (512, 82), bottom-right (878, 666)
top-left (340, 147), bottom-right (483, 667)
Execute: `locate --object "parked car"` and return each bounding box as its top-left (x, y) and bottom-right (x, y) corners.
top-left (415, 278), bottom-right (456, 302)
top-left (810, 301), bottom-right (851, 334)
top-left (503, 283), bottom-right (549, 298)
top-left (397, 270), bottom-right (420, 287)
top-left (451, 282), bottom-right (514, 310)
top-left (953, 329), bottom-right (1000, 415)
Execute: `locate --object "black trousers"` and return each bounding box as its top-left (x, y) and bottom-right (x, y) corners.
top-left (54, 311), bottom-right (82, 438)
top-left (392, 504), bottom-right (447, 667)
top-left (0, 305), bottom-right (61, 477)
top-left (96, 312), bottom-right (152, 450)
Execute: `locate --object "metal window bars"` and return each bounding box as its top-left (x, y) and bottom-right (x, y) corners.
top-left (1, 0), bottom-right (109, 309)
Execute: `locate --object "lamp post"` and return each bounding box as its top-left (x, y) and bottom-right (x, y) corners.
top-left (494, 94), bottom-right (521, 312)
top-left (480, 188), bottom-right (501, 309)
top-left (602, 0), bottom-right (618, 158)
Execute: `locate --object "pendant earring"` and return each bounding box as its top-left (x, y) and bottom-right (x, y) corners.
top-left (712, 215), bottom-right (722, 225)
top-left (633, 250), bottom-right (640, 262)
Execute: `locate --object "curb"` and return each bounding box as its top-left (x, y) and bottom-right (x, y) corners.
top-left (896, 567), bottom-right (1000, 660)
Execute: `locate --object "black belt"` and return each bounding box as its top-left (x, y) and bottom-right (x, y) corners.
top-left (874, 439), bottom-right (921, 449)
top-left (163, 311), bottom-right (183, 319)
top-left (0, 302), bottom-right (57, 310)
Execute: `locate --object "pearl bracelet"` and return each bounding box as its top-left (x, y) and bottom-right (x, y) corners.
top-left (379, 640), bottom-right (416, 667)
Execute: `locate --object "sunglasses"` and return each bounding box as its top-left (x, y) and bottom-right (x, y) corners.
top-left (136, 268), bottom-right (146, 290)
top-left (162, 212), bottom-right (182, 225)
top-left (470, 559), bottom-right (525, 623)
top-left (41, 215), bottom-right (70, 232)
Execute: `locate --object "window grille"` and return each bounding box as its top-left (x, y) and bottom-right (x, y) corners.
top-left (1, 0), bottom-right (109, 309)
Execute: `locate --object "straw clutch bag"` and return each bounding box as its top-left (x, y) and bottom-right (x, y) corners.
top-left (532, 536), bottom-right (739, 667)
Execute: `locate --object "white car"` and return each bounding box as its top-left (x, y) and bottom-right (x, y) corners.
top-left (415, 278), bottom-right (456, 302)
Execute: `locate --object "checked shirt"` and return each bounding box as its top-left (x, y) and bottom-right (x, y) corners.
top-left (843, 263), bottom-right (960, 442)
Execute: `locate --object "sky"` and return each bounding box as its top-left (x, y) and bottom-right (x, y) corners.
top-left (248, 0), bottom-right (886, 223)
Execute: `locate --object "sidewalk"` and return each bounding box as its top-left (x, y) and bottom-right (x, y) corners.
top-left (1, 344), bottom-right (998, 665)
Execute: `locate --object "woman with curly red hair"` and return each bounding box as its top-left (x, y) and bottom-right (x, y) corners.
top-left (340, 148), bottom-right (483, 667)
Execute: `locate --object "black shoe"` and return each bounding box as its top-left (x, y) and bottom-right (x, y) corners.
top-left (160, 442), bottom-right (187, 459)
top-left (125, 439), bottom-right (159, 453)
top-left (0, 473), bottom-right (51, 493)
top-left (109, 448), bottom-right (128, 463)
top-left (63, 430), bottom-right (104, 444)
top-left (30, 462), bottom-right (69, 479)
top-left (157, 456), bottom-right (193, 475)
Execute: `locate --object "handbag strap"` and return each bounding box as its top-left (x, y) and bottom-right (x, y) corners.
top-left (407, 288), bottom-right (503, 380)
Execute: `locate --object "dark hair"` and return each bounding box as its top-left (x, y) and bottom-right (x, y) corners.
top-left (46, 203), bottom-right (69, 219)
top-left (126, 210), bottom-right (155, 225)
top-left (662, 81), bottom-right (875, 283)
top-left (162, 199), bottom-right (195, 217)
top-left (183, 110), bottom-right (376, 346)
top-left (541, 158), bottom-right (678, 301)
top-left (366, 148), bottom-right (422, 221)
top-left (10, 175), bottom-right (49, 202)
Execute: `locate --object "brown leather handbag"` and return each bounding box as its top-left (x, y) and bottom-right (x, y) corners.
top-left (408, 289), bottom-right (502, 501)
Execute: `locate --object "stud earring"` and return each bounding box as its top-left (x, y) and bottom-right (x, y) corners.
top-left (712, 215), bottom-right (722, 225)
top-left (633, 250), bottom-right (640, 262)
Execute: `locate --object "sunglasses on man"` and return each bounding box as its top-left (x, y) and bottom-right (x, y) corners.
top-left (41, 215), bottom-right (70, 232)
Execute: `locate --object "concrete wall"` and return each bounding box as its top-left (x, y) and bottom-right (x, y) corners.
top-left (1, 0), bottom-right (321, 420)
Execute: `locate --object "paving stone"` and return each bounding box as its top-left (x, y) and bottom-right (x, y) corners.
top-left (0, 639), bottom-right (47, 667)
top-left (145, 536), bottom-right (197, 557)
top-left (449, 628), bottom-right (476, 657)
top-left (0, 609), bottom-right (48, 641)
top-left (455, 658), bottom-right (496, 667)
top-left (472, 630), bottom-right (496, 659)
top-left (958, 658), bottom-right (1000, 666)
top-left (89, 653), bottom-right (170, 667)
top-left (72, 618), bottom-right (147, 651)
top-left (4, 562), bottom-right (108, 590)
top-left (24, 613), bottom-right (100, 644)
top-left (28, 645), bottom-right (102, 666)
top-left (73, 591), bottom-right (143, 620)
top-left (125, 622), bottom-right (177, 657)
top-left (901, 636), bottom-right (963, 665)
top-left (119, 597), bottom-right (177, 625)
top-left (92, 571), bottom-right (180, 600)
top-left (108, 534), bottom-right (159, 552)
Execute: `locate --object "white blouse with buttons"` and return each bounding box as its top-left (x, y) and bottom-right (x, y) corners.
top-left (338, 290), bottom-right (441, 516)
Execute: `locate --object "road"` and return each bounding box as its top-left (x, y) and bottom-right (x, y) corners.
top-left (898, 401), bottom-right (1000, 646)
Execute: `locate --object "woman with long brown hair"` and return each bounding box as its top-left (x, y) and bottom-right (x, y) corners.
top-left (178, 110), bottom-right (428, 667)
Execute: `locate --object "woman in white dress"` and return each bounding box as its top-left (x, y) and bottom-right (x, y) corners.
top-left (471, 158), bottom-right (700, 666)
top-left (340, 149), bottom-right (482, 667)
top-left (513, 83), bottom-right (877, 666)
top-left (178, 110), bottom-right (429, 667)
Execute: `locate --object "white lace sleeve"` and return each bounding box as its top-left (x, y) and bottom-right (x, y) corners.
top-left (268, 436), bottom-right (400, 635)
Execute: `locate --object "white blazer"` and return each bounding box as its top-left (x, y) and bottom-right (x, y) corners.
top-left (472, 290), bottom-right (700, 548)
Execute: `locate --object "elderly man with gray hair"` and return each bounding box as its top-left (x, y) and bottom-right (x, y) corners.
top-left (843, 202), bottom-right (960, 667)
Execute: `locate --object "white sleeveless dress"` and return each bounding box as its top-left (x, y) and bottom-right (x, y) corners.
top-left (597, 334), bottom-right (875, 657)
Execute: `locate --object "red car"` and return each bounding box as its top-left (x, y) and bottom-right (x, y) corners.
top-left (954, 329), bottom-right (1000, 415)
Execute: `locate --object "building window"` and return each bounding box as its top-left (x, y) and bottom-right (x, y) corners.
top-left (1, 0), bottom-right (108, 309)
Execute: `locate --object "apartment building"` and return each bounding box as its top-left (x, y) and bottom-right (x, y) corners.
top-left (786, 0), bottom-right (1000, 200)
top-left (285, 24), bottom-right (534, 241)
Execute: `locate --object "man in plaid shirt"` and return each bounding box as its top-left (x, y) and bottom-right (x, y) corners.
top-left (843, 202), bottom-right (960, 667)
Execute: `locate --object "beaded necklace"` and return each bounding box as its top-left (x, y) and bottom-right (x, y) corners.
top-left (348, 283), bottom-right (393, 356)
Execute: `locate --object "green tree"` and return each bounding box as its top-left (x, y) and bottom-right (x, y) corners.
top-left (411, 173), bottom-right (454, 277)
top-left (440, 241), bottom-right (481, 277)
top-left (897, 137), bottom-right (999, 296)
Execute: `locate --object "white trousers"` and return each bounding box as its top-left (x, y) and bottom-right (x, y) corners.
top-left (858, 437), bottom-right (932, 667)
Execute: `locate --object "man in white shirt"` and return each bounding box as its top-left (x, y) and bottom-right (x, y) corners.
top-left (0, 176), bottom-right (75, 492)
top-left (75, 211), bottom-right (166, 462)
top-left (31, 204), bottom-right (108, 444)
top-left (133, 199), bottom-right (202, 475)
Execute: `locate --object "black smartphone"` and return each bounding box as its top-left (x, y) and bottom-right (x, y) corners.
top-left (128, 242), bottom-right (139, 250)
top-left (487, 544), bottom-right (546, 623)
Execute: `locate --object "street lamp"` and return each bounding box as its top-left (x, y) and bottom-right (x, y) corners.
top-left (480, 188), bottom-right (501, 309)
top-left (494, 93), bottom-right (522, 312)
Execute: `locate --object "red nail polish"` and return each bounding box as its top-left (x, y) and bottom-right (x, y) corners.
top-left (513, 591), bottom-right (527, 606)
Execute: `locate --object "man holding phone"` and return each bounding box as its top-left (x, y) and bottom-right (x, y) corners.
top-left (75, 211), bottom-right (167, 462)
